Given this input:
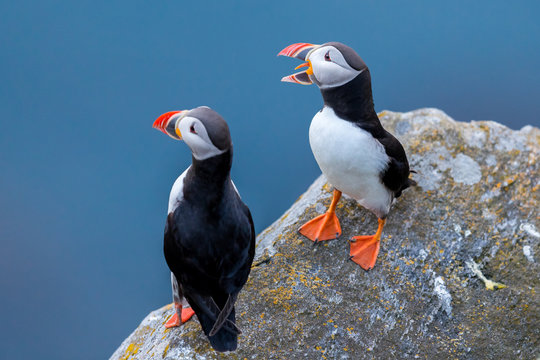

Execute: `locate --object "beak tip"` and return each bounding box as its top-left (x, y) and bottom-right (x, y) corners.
top-left (153, 110), bottom-right (183, 135)
top-left (280, 76), bottom-right (292, 83)
top-left (152, 120), bottom-right (163, 131)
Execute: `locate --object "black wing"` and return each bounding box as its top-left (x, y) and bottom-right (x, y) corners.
top-left (377, 130), bottom-right (416, 198)
top-left (222, 198), bottom-right (255, 291)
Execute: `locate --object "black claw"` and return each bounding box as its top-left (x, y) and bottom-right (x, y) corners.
top-left (313, 238), bottom-right (319, 245)
top-left (348, 256), bottom-right (354, 261)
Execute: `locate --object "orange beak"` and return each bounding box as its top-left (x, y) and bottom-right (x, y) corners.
top-left (153, 110), bottom-right (186, 140)
top-left (278, 42), bottom-right (319, 85)
top-left (295, 61), bottom-right (314, 75)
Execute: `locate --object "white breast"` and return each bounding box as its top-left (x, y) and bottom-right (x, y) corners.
top-left (309, 107), bottom-right (393, 218)
top-left (168, 167), bottom-right (190, 214)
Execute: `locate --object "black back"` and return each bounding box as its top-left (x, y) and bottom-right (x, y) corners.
top-left (321, 70), bottom-right (414, 197)
top-left (163, 149), bottom-right (255, 351)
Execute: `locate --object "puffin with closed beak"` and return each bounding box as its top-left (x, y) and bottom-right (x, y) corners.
top-left (153, 106), bottom-right (255, 352)
top-left (278, 42), bottom-right (415, 270)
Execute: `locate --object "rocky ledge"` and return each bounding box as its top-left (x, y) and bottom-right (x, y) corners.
top-left (111, 109), bottom-right (539, 359)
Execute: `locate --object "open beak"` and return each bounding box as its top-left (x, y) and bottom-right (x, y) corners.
top-left (153, 110), bottom-right (187, 140)
top-left (278, 42), bottom-right (319, 85)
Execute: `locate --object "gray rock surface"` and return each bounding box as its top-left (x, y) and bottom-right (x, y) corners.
top-left (111, 109), bottom-right (539, 360)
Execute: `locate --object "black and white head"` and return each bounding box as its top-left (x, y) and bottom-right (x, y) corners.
top-left (278, 41), bottom-right (367, 89)
top-left (153, 106), bottom-right (231, 160)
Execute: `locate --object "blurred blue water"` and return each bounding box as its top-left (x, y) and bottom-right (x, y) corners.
top-left (0, 1), bottom-right (538, 359)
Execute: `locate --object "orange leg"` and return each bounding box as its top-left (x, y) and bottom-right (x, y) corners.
top-left (165, 303), bottom-right (195, 328)
top-left (299, 189), bottom-right (342, 242)
top-left (349, 218), bottom-right (386, 271)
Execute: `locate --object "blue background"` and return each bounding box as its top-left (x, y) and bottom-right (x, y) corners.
top-left (1, 1), bottom-right (538, 359)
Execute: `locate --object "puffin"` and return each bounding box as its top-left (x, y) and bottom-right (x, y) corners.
top-left (278, 42), bottom-right (415, 270)
top-left (153, 106), bottom-right (255, 352)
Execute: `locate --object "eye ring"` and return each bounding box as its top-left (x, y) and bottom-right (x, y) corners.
top-left (324, 51), bottom-right (331, 62)
top-left (190, 123), bottom-right (197, 134)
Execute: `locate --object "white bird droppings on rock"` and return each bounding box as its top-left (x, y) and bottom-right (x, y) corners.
top-left (520, 223), bottom-right (540, 238)
top-left (433, 276), bottom-right (452, 316)
top-left (466, 260), bottom-right (507, 291)
top-left (523, 245), bottom-right (534, 263)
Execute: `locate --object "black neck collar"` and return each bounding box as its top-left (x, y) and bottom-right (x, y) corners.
top-left (183, 148), bottom-right (233, 205)
top-left (191, 148), bottom-right (232, 183)
top-left (320, 70), bottom-right (385, 137)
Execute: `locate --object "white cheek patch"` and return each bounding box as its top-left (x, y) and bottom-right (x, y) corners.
top-left (314, 62), bottom-right (362, 88)
top-left (177, 117), bottom-right (226, 160)
top-left (309, 46), bottom-right (362, 89)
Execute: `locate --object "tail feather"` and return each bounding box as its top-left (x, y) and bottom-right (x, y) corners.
top-left (187, 293), bottom-right (240, 352)
top-left (209, 293), bottom-right (238, 336)
top-left (193, 303), bottom-right (238, 352)
top-left (394, 175), bottom-right (417, 198)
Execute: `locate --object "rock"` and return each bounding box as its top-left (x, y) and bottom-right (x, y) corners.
top-left (111, 109), bottom-right (539, 360)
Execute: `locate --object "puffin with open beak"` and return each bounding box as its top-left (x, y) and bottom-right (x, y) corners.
top-left (278, 42), bottom-right (415, 270)
top-left (153, 106), bottom-right (255, 352)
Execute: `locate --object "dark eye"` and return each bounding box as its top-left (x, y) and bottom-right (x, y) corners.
top-left (190, 123), bottom-right (197, 134)
top-left (324, 51), bottom-right (331, 62)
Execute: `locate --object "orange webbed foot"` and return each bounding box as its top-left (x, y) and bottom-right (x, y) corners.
top-left (165, 306), bottom-right (195, 328)
top-left (165, 312), bottom-right (181, 328)
top-left (181, 307), bottom-right (195, 323)
top-left (299, 212), bottom-right (341, 242)
top-left (299, 189), bottom-right (342, 242)
top-left (349, 218), bottom-right (386, 271)
top-left (349, 235), bottom-right (380, 270)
